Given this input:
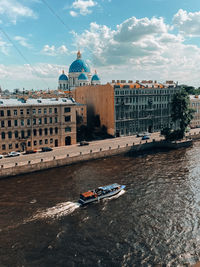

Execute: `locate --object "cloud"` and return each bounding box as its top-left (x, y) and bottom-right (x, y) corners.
top-left (173, 9), bottom-right (200, 37)
top-left (73, 15), bottom-right (200, 86)
top-left (0, 0), bottom-right (37, 24)
top-left (0, 36), bottom-right (11, 55)
top-left (14, 36), bottom-right (31, 48)
top-left (41, 45), bottom-right (68, 56)
top-left (70, 0), bottom-right (97, 16)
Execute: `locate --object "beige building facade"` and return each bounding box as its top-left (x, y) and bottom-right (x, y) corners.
top-left (190, 95), bottom-right (200, 128)
top-left (0, 98), bottom-right (78, 154)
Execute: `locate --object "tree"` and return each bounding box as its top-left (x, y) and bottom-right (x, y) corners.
top-left (162, 91), bottom-right (194, 141)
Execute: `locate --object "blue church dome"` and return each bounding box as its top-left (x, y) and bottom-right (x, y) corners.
top-left (69, 51), bottom-right (90, 73)
top-left (59, 71), bottom-right (68, 81)
top-left (78, 73), bottom-right (88, 80)
top-left (91, 74), bottom-right (100, 81)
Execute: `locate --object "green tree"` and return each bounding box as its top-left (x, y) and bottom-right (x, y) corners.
top-left (161, 91), bottom-right (194, 140)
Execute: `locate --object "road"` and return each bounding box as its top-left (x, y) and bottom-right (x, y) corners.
top-left (0, 129), bottom-right (199, 168)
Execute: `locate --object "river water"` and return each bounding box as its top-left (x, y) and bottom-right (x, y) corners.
top-left (1, 143), bottom-right (200, 266)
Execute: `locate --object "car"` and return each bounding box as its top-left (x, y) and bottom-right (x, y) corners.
top-left (7, 151), bottom-right (21, 157)
top-left (142, 135), bottom-right (150, 140)
top-left (24, 150), bottom-right (37, 154)
top-left (41, 147), bottom-right (53, 152)
top-left (136, 133), bottom-right (144, 137)
top-left (79, 141), bottom-right (89, 146)
top-left (0, 155), bottom-right (4, 159)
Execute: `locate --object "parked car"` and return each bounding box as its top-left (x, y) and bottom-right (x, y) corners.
top-left (79, 141), bottom-right (89, 146)
top-left (24, 150), bottom-right (37, 154)
top-left (7, 151), bottom-right (21, 157)
top-left (142, 135), bottom-right (150, 140)
top-left (0, 155), bottom-right (4, 159)
top-left (136, 133), bottom-right (144, 137)
top-left (41, 147), bottom-right (53, 152)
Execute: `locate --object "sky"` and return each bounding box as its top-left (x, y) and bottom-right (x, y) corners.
top-left (1, 0), bottom-right (200, 90)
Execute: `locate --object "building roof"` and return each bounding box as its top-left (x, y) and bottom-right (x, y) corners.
top-left (0, 98), bottom-right (77, 107)
top-left (59, 73), bottom-right (68, 81)
top-left (78, 73), bottom-right (88, 80)
top-left (91, 74), bottom-right (100, 81)
top-left (69, 59), bottom-right (90, 73)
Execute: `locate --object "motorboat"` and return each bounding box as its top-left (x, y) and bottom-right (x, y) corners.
top-left (78, 183), bottom-right (125, 206)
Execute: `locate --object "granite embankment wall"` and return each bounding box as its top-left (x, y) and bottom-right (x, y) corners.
top-left (0, 139), bottom-right (193, 179)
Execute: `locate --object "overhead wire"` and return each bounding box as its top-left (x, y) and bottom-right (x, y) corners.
top-left (0, 26), bottom-right (51, 90)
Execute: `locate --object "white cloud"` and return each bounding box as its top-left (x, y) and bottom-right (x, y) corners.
top-left (173, 9), bottom-right (200, 37)
top-left (0, 0), bottom-right (37, 24)
top-left (70, 0), bottom-right (97, 16)
top-left (14, 36), bottom-right (31, 48)
top-left (70, 10), bottom-right (78, 17)
top-left (41, 45), bottom-right (68, 56)
top-left (0, 36), bottom-right (11, 55)
top-left (73, 16), bottom-right (200, 86)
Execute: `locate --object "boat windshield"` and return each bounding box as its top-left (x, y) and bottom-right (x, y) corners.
top-left (98, 183), bottom-right (120, 191)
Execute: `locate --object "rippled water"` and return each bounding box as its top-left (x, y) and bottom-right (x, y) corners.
top-left (1, 143), bottom-right (200, 266)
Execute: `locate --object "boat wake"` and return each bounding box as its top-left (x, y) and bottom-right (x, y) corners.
top-left (25, 201), bottom-right (80, 223)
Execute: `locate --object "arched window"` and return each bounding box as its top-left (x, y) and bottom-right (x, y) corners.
top-left (50, 128), bottom-right (53, 135)
top-left (33, 129), bottom-right (37, 136)
top-left (1, 132), bottom-right (5, 139)
top-left (21, 130), bottom-right (25, 139)
top-left (55, 127), bottom-right (58, 134)
top-left (44, 128), bottom-right (48, 135)
top-left (27, 130), bottom-right (31, 137)
top-left (8, 131), bottom-right (12, 139)
top-left (15, 131), bottom-right (18, 138)
top-left (39, 129), bottom-right (42, 136)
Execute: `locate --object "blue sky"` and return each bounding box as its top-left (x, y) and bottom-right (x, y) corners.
top-left (1, 0), bottom-right (200, 90)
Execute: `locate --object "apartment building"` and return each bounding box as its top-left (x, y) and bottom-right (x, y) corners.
top-left (0, 98), bottom-right (78, 154)
top-left (74, 80), bottom-right (180, 136)
top-left (190, 95), bottom-right (200, 128)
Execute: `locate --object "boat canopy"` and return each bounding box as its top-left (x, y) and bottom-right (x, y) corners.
top-left (98, 183), bottom-right (120, 191)
top-left (81, 191), bottom-right (95, 198)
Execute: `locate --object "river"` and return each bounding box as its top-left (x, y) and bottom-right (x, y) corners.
top-left (1, 142), bottom-right (200, 266)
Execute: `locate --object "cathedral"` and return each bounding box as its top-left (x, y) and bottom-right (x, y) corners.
top-left (58, 51), bottom-right (101, 91)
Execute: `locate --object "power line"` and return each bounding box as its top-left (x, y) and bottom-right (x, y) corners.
top-left (0, 26), bottom-right (51, 90)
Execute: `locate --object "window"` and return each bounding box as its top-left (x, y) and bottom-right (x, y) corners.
top-left (1, 132), bottom-right (5, 139)
top-left (32, 109), bottom-right (36, 114)
top-left (45, 139), bottom-right (48, 144)
top-left (49, 117), bottom-right (52, 124)
top-left (55, 117), bottom-right (58, 123)
top-left (21, 119), bottom-right (24, 126)
top-left (21, 130), bottom-right (25, 139)
top-left (2, 144), bottom-right (6, 150)
top-left (14, 110), bottom-right (17, 116)
top-left (50, 138), bottom-right (53, 144)
top-left (50, 128), bottom-right (53, 135)
top-left (65, 116), bottom-right (71, 122)
top-left (54, 108), bottom-right (57, 113)
top-left (39, 118), bottom-right (42, 125)
top-left (28, 141), bottom-right (31, 147)
top-left (26, 109), bottom-right (30, 115)
top-left (65, 127), bottom-right (71, 132)
top-left (0, 110), bottom-right (4, 117)
top-left (33, 129), bottom-right (37, 136)
top-left (7, 110), bottom-right (11, 116)
top-left (64, 107), bottom-right (71, 113)
top-left (38, 109), bottom-right (41, 114)
top-left (44, 128), bottom-right (48, 135)
top-left (15, 144), bottom-right (19, 149)
top-left (8, 120), bottom-right (11, 127)
top-left (27, 119), bottom-right (31, 126)
top-left (55, 127), bottom-right (58, 134)
top-left (44, 118), bottom-right (47, 124)
top-left (1, 121), bottom-right (4, 127)
top-left (8, 131), bottom-right (12, 139)
top-left (33, 118), bottom-right (36, 125)
top-left (44, 108), bottom-right (47, 114)
top-left (39, 129), bottom-right (42, 136)
top-left (49, 108), bottom-right (52, 114)
top-left (20, 109), bottom-right (23, 115)
top-left (27, 130), bottom-right (31, 137)
top-left (15, 131), bottom-right (18, 138)
top-left (34, 140), bottom-right (37, 146)
top-left (39, 140), bottom-right (42, 145)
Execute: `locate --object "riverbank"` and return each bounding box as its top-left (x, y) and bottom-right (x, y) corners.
top-left (0, 137), bottom-right (193, 179)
